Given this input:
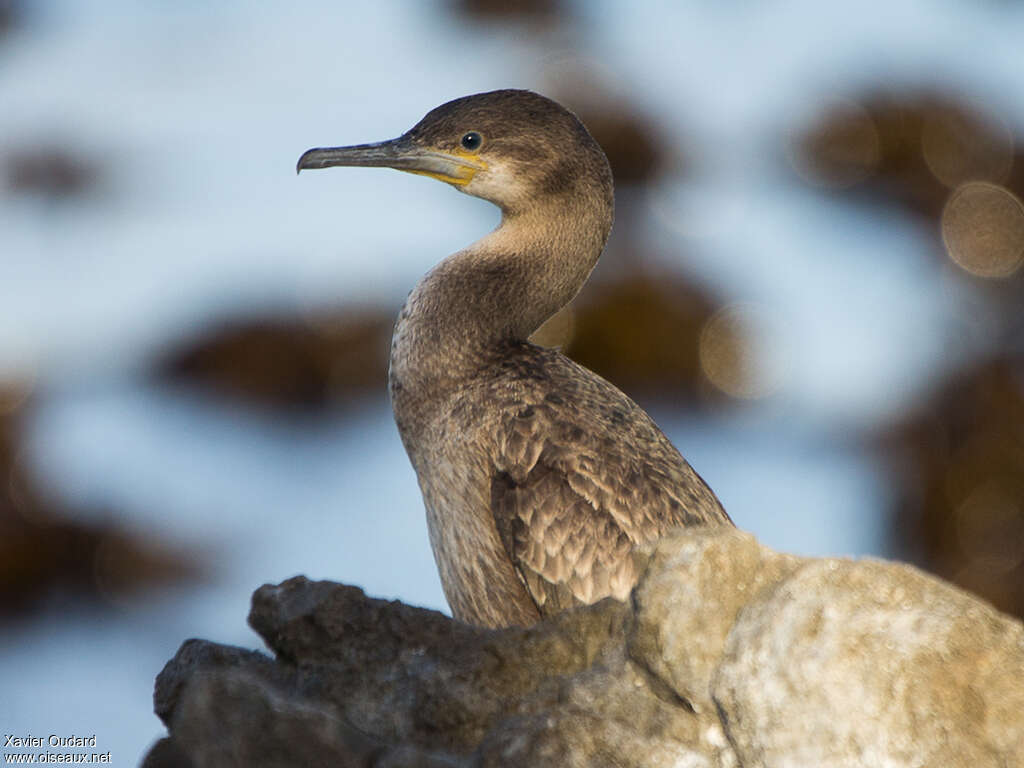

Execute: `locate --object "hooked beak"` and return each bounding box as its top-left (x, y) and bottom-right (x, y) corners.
top-left (296, 135), bottom-right (485, 186)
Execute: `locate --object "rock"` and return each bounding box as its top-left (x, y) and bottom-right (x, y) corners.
top-left (153, 639), bottom-right (283, 727)
top-left (245, 577), bottom-right (719, 764)
top-left (145, 529), bottom-right (1024, 767)
top-left (138, 737), bottom-right (193, 768)
top-left (629, 528), bottom-right (803, 712)
top-left (714, 558), bottom-right (1024, 767)
top-left (172, 668), bottom-right (456, 768)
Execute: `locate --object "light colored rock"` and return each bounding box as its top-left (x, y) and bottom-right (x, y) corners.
top-left (713, 556), bottom-right (1024, 768)
top-left (629, 527), bottom-right (802, 711)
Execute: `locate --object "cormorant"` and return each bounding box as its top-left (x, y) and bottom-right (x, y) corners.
top-left (298, 89), bottom-right (731, 628)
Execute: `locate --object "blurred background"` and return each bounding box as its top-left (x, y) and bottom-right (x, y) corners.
top-left (2, 0), bottom-right (1023, 763)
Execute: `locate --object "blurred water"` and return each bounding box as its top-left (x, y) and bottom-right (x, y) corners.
top-left (3, 0), bottom-right (1024, 764)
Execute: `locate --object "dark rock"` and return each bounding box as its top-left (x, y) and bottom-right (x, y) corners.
top-left (153, 639), bottom-right (281, 727)
top-left (138, 737), bottom-right (194, 768)
top-left (149, 575), bottom-right (718, 767)
top-left (157, 665), bottom-right (463, 768)
top-left (247, 577), bottom-right (634, 753)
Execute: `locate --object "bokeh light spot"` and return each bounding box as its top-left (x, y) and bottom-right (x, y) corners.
top-left (941, 182), bottom-right (1024, 278)
top-left (699, 304), bottom-right (779, 400)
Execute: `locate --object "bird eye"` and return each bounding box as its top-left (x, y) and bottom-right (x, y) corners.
top-left (460, 132), bottom-right (483, 151)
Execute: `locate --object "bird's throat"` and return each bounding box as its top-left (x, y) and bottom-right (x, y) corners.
top-left (388, 201), bottom-right (611, 437)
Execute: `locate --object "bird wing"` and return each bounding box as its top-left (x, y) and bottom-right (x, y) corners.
top-left (490, 396), bottom-right (729, 615)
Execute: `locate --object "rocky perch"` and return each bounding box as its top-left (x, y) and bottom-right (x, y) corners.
top-left (141, 528), bottom-right (1024, 767)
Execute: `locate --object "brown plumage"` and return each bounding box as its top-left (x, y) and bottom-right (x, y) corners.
top-left (298, 89), bottom-right (732, 628)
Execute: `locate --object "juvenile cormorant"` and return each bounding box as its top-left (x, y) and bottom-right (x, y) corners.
top-left (298, 89), bottom-right (731, 628)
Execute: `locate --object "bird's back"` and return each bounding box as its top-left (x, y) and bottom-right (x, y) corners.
top-left (417, 340), bottom-right (731, 626)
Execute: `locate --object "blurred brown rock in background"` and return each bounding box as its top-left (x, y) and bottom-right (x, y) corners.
top-left (158, 264), bottom-right (741, 412)
top-left (796, 89), bottom-right (1024, 621)
top-left (0, 0), bottom-right (23, 41)
top-left (576, 106), bottom-right (667, 188)
top-left (549, 69), bottom-right (673, 190)
top-left (156, 310), bottom-right (395, 412)
top-left (4, 145), bottom-right (102, 201)
top-left (0, 384), bottom-right (201, 619)
top-left (794, 91), bottom-right (1024, 224)
top-left (451, 0), bottom-right (561, 21)
top-left (878, 355), bottom-right (1024, 619)
top-left (552, 272), bottom-right (721, 402)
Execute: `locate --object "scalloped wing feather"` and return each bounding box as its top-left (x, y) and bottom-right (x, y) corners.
top-left (490, 387), bottom-right (730, 614)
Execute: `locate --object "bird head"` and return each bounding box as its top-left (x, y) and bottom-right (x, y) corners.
top-left (297, 89), bottom-right (611, 215)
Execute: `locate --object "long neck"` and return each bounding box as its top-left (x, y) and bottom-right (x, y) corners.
top-left (389, 193), bottom-right (612, 427)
